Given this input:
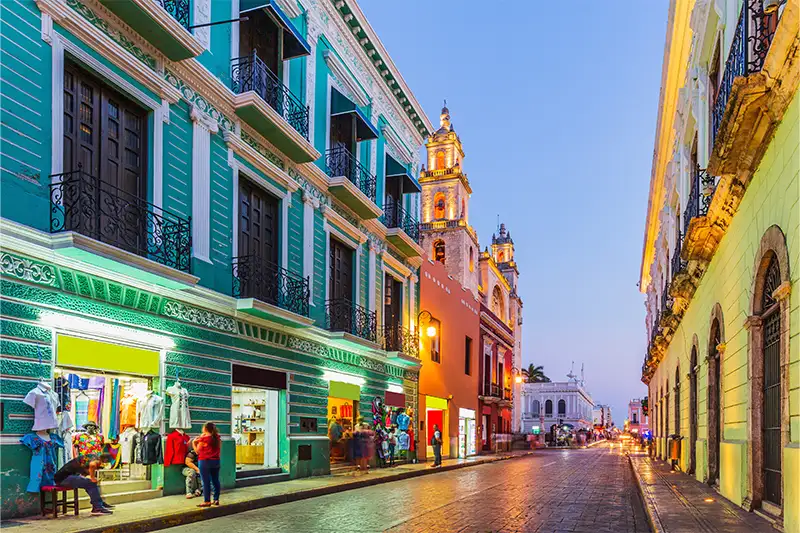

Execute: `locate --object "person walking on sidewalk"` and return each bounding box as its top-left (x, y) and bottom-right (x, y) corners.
top-left (54, 453), bottom-right (114, 515)
top-left (431, 424), bottom-right (443, 467)
top-left (194, 422), bottom-right (221, 507)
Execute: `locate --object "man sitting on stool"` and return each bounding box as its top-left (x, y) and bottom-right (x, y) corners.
top-left (54, 453), bottom-right (114, 515)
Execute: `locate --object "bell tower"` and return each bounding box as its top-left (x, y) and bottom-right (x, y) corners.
top-left (419, 103), bottom-right (479, 294)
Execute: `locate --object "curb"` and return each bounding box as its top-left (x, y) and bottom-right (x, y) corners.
top-left (627, 453), bottom-right (665, 533)
top-left (74, 452), bottom-right (534, 533)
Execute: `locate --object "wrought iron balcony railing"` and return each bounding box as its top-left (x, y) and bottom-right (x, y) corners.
top-left (232, 255), bottom-right (310, 317)
top-left (381, 202), bottom-right (420, 244)
top-left (49, 169), bottom-right (191, 273)
top-left (660, 284), bottom-right (673, 316)
top-left (711, 0), bottom-right (779, 146)
top-left (325, 297), bottom-right (377, 343)
top-left (683, 166), bottom-right (717, 236)
top-left (231, 51), bottom-right (310, 140)
top-left (503, 387), bottom-right (512, 401)
top-left (381, 323), bottom-right (419, 358)
top-left (324, 146), bottom-right (377, 204)
top-left (156, 0), bottom-right (190, 30)
top-left (483, 383), bottom-right (503, 398)
top-left (670, 230), bottom-right (686, 278)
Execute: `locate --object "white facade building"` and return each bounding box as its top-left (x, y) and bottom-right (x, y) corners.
top-left (592, 404), bottom-right (613, 428)
top-left (520, 381), bottom-right (594, 433)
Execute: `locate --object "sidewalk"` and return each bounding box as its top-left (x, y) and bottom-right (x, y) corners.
top-left (1, 451), bottom-right (533, 533)
top-left (628, 452), bottom-right (777, 533)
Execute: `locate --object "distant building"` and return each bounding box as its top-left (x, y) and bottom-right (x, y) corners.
top-left (592, 405), bottom-right (613, 429)
top-left (627, 399), bottom-right (649, 435)
top-left (520, 378), bottom-right (594, 433)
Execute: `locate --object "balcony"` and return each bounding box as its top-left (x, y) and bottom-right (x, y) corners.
top-left (325, 297), bottom-right (378, 346)
top-left (232, 255), bottom-right (312, 327)
top-left (708, 0), bottom-right (783, 176)
top-left (231, 52), bottom-right (318, 164)
top-left (381, 324), bottom-right (419, 364)
top-left (98, 0), bottom-right (204, 61)
top-left (49, 169), bottom-right (196, 288)
top-left (480, 383), bottom-right (503, 404)
top-left (381, 202), bottom-right (422, 258)
top-left (670, 230), bottom-right (686, 279)
top-left (324, 147), bottom-right (381, 219)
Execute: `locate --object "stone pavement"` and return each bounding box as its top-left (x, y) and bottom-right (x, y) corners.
top-left (0, 451), bottom-right (532, 533)
top-left (629, 452), bottom-right (777, 533)
top-left (166, 443), bottom-right (649, 533)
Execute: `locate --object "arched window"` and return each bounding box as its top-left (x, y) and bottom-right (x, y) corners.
top-left (492, 286), bottom-right (504, 321)
top-left (532, 400), bottom-right (540, 416)
top-left (433, 239), bottom-right (445, 265)
top-left (435, 150), bottom-right (445, 170)
top-left (433, 192), bottom-right (446, 220)
top-left (557, 399), bottom-right (566, 416)
top-left (545, 400), bottom-right (552, 416)
top-left (708, 315), bottom-right (722, 484)
top-left (498, 251), bottom-right (505, 262)
top-left (674, 366), bottom-right (681, 437)
top-left (469, 247), bottom-right (474, 272)
top-left (689, 345), bottom-right (698, 474)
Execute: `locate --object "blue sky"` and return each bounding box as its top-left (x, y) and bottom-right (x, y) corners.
top-left (360, 0), bottom-right (669, 421)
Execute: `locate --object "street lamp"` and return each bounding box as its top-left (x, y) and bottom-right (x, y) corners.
top-left (417, 310), bottom-right (439, 337)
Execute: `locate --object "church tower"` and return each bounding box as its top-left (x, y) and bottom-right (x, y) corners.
top-left (419, 103), bottom-right (480, 294)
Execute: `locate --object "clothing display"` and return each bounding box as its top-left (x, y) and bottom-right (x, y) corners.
top-left (396, 412), bottom-right (410, 431)
top-left (140, 430), bottom-right (163, 465)
top-left (74, 397), bottom-right (89, 428)
top-left (23, 383), bottom-right (60, 431)
top-left (73, 431), bottom-right (104, 456)
top-left (53, 377), bottom-right (71, 413)
top-left (118, 427), bottom-right (138, 464)
top-left (120, 395), bottom-right (138, 429)
top-left (136, 392), bottom-right (164, 429)
top-left (67, 374), bottom-right (89, 391)
top-left (164, 430), bottom-right (190, 466)
top-left (20, 433), bottom-right (63, 492)
top-left (397, 431), bottom-right (410, 451)
top-left (57, 411), bottom-right (75, 465)
top-left (165, 382), bottom-right (191, 429)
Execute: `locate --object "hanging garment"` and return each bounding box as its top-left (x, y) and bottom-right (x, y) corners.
top-left (141, 431), bottom-right (163, 465)
top-left (165, 383), bottom-right (191, 429)
top-left (408, 427), bottom-right (416, 452)
top-left (340, 403), bottom-right (352, 418)
top-left (87, 398), bottom-right (100, 424)
top-left (20, 433), bottom-right (63, 492)
top-left (24, 383), bottom-right (60, 431)
top-left (397, 431), bottom-right (409, 451)
top-left (164, 430), bottom-right (190, 466)
top-left (118, 427), bottom-right (138, 464)
top-left (136, 392), bottom-right (164, 429)
top-left (57, 411), bottom-right (75, 465)
top-left (108, 379), bottom-right (121, 439)
top-left (73, 432), bottom-right (104, 456)
top-left (74, 397), bottom-right (89, 428)
top-left (53, 377), bottom-right (71, 413)
top-left (120, 395), bottom-right (138, 429)
top-left (396, 412), bottom-right (410, 431)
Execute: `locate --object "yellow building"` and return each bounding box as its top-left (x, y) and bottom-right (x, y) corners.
top-left (640, 0), bottom-right (799, 531)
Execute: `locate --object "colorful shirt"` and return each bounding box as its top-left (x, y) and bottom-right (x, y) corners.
top-left (397, 431), bottom-right (410, 451)
top-left (73, 432), bottom-right (104, 457)
top-left (53, 377), bottom-right (71, 413)
top-left (120, 396), bottom-right (138, 428)
top-left (396, 413), bottom-right (410, 431)
top-left (23, 383), bottom-right (60, 431)
top-left (20, 433), bottom-right (63, 492)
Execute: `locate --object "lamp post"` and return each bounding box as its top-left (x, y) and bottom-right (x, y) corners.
top-left (417, 310), bottom-right (439, 339)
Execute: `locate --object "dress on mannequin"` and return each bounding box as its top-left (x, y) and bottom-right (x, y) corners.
top-left (20, 432), bottom-right (63, 492)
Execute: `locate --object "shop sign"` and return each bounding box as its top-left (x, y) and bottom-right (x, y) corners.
top-left (458, 408), bottom-right (475, 419)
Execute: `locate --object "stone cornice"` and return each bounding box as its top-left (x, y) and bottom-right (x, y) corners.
top-left (322, 204), bottom-right (368, 244)
top-left (323, 50), bottom-right (370, 107)
top-left (380, 250), bottom-right (411, 279)
top-left (224, 131), bottom-right (300, 193)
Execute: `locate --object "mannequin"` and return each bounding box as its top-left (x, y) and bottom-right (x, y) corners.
top-left (165, 381), bottom-right (191, 430)
top-left (20, 430), bottom-right (63, 492)
top-left (24, 381), bottom-right (59, 432)
top-left (74, 422), bottom-right (104, 457)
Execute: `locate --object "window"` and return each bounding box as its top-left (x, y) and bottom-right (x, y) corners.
top-left (532, 400), bottom-right (540, 416)
top-left (469, 247), bottom-right (474, 272)
top-left (632, 412), bottom-right (638, 424)
top-left (433, 239), bottom-right (445, 264)
top-left (430, 331), bottom-right (440, 363)
top-left (464, 336), bottom-right (472, 375)
top-left (491, 286), bottom-right (504, 321)
top-left (545, 400), bottom-right (553, 416)
top-left (558, 399), bottom-right (566, 416)
top-left (435, 150), bottom-right (445, 170)
top-left (433, 192), bottom-right (446, 219)
top-left (498, 251), bottom-right (505, 262)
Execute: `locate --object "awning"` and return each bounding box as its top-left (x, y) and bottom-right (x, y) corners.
top-left (385, 154), bottom-right (421, 193)
top-left (240, 0), bottom-right (311, 60)
top-left (331, 89), bottom-right (379, 141)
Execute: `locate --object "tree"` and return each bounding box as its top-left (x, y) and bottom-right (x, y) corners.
top-left (523, 364), bottom-right (551, 383)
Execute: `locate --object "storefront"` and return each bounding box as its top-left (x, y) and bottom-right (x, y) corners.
top-left (231, 365), bottom-right (284, 474)
top-left (326, 375), bottom-right (362, 465)
top-left (425, 395), bottom-right (448, 458)
top-left (458, 407), bottom-right (476, 458)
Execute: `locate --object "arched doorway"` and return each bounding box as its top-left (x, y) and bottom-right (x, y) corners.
top-left (707, 315), bottom-right (723, 486)
top-left (674, 366), bottom-right (680, 440)
top-left (760, 257), bottom-right (782, 508)
top-left (689, 345), bottom-right (698, 474)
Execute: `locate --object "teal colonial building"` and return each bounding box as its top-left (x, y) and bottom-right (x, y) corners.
top-left (0, 0), bottom-right (430, 517)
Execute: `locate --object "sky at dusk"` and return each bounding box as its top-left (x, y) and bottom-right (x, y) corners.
top-left (360, 0), bottom-right (669, 421)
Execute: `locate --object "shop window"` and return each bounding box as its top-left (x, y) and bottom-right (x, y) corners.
top-left (433, 239), bottom-right (445, 265)
top-left (232, 386), bottom-right (280, 471)
top-left (327, 396), bottom-right (358, 465)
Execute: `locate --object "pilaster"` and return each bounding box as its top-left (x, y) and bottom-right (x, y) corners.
top-left (190, 105), bottom-right (220, 263)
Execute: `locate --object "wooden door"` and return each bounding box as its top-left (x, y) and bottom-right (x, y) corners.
top-left (239, 10), bottom-right (280, 76)
top-left (384, 176), bottom-right (402, 224)
top-left (329, 238), bottom-right (352, 301)
top-left (238, 178), bottom-right (280, 302)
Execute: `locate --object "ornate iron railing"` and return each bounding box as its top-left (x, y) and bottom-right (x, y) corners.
top-left (232, 255), bottom-right (310, 317)
top-left (503, 387), bottom-right (512, 401)
top-left (156, 0), bottom-right (190, 30)
top-left (49, 169), bottom-right (191, 272)
top-left (683, 166), bottom-right (717, 235)
top-left (661, 282), bottom-right (673, 316)
top-left (231, 51), bottom-right (310, 140)
top-left (485, 383), bottom-right (502, 398)
top-left (381, 202), bottom-right (420, 244)
top-left (671, 229), bottom-right (686, 278)
top-left (381, 323), bottom-right (419, 358)
top-left (325, 297), bottom-right (377, 342)
top-left (324, 146), bottom-right (377, 204)
top-left (711, 0), bottom-right (780, 146)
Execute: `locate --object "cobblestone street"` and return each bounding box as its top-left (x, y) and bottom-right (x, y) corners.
top-left (167, 444), bottom-right (649, 533)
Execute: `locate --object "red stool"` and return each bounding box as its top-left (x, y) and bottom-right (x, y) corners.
top-left (40, 485), bottom-right (79, 518)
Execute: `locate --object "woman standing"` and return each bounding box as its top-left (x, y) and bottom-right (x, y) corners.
top-left (194, 422), bottom-right (221, 507)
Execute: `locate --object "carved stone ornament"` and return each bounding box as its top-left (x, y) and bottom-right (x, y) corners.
top-left (162, 300), bottom-right (238, 333)
top-left (0, 253), bottom-right (58, 287)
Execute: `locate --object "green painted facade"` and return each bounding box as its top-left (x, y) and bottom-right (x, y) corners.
top-left (0, 0), bottom-right (428, 519)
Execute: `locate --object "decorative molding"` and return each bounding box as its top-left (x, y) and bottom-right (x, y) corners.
top-left (166, 69), bottom-right (235, 131)
top-left (240, 128), bottom-right (286, 170)
top-left (162, 300), bottom-right (238, 333)
top-left (190, 105), bottom-right (218, 262)
top-left (224, 131), bottom-right (300, 193)
top-left (193, 0), bottom-right (211, 49)
top-left (0, 253), bottom-right (59, 287)
top-left (772, 281), bottom-right (791, 302)
top-left (381, 123), bottom-right (413, 164)
top-left (322, 50), bottom-right (370, 107)
top-left (380, 249), bottom-right (411, 279)
top-left (322, 204), bottom-right (367, 244)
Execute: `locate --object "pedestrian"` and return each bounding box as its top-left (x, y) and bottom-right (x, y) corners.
top-left (183, 443), bottom-right (202, 498)
top-left (388, 427), bottom-right (397, 466)
top-left (194, 422), bottom-right (221, 507)
top-left (431, 424), bottom-right (442, 467)
top-left (54, 453), bottom-right (114, 515)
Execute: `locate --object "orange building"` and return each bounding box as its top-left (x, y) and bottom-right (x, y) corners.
top-left (418, 258), bottom-right (481, 460)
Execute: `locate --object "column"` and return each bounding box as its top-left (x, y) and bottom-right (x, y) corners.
top-left (305, 22), bottom-right (321, 145)
top-left (355, 243), bottom-right (362, 306)
top-left (302, 191), bottom-right (319, 304)
top-left (367, 239), bottom-right (378, 313)
top-left (190, 106), bottom-right (219, 262)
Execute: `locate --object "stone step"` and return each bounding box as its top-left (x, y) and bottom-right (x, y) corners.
top-left (236, 467), bottom-right (282, 479)
top-left (95, 479), bottom-right (152, 494)
top-left (78, 488), bottom-right (162, 510)
top-left (234, 472), bottom-right (290, 488)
